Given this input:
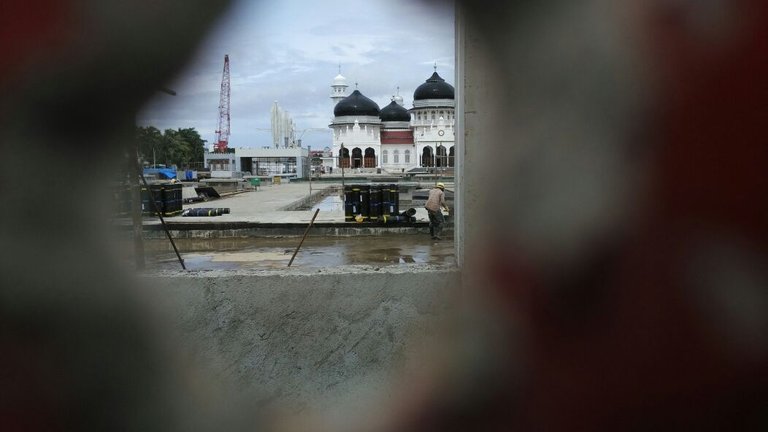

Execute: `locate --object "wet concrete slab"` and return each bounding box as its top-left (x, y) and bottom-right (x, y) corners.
top-left (141, 233), bottom-right (455, 270)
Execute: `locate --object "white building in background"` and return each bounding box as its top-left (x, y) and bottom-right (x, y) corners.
top-left (329, 67), bottom-right (455, 171)
top-left (235, 147), bottom-right (309, 178)
top-left (270, 101), bottom-right (296, 148)
top-left (204, 146), bottom-right (309, 179)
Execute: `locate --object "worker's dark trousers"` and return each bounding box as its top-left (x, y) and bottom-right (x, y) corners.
top-left (427, 209), bottom-right (444, 238)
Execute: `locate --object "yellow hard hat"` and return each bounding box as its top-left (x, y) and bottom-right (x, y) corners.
top-left (436, 182), bottom-right (445, 189)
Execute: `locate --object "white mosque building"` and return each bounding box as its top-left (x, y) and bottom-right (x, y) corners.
top-left (329, 68), bottom-right (455, 171)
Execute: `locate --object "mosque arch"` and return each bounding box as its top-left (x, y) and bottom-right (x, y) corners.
top-left (449, 146), bottom-right (455, 167)
top-left (436, 145), bottom-right (447, 167)
top-left (421, 146), bottom-right (434, 167)
top-left (352, 147), bottom-right (363, 168)
top-left (338, 147), bottom-right (350, 168)
top-left (364, 147), bottom-right (376, 168)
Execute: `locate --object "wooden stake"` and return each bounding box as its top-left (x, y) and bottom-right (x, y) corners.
top-left (288, 208), bottom-right (320, 267)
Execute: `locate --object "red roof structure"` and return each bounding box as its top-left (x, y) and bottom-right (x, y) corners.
top-left (380, 130), bottom-right (414, 144)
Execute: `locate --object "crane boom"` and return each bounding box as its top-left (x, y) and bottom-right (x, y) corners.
top-left (214, 54), bottom-right (230, 153)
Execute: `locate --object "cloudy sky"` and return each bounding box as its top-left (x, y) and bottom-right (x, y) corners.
top-left (137, 0), bottom-right (455, 151)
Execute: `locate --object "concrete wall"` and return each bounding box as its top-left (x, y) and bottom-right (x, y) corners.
top-left (143, 266), bottom-right (458, 412)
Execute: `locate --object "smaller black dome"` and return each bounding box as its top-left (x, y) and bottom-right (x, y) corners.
top-left (334, 90), bottom-right (380, 117)
top-left (379, 101), bottom-right (410, 122)
top-left (413, 72), bottom-right (455, 100)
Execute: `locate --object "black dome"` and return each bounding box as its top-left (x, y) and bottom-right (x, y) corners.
top-left (333, 90), bottom-right (380, 116)
top-left (413, 72), bottom-right (454, 100)
top-left (379, 101), bottom-right (410, 122)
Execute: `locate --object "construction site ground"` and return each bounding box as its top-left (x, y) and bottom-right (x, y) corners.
top-left (120, 182), bottom-right (455, 270)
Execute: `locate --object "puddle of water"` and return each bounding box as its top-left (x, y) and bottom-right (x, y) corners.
top-left (311, 194), bottom-right (344, 212)
top-left (140, 234), bottom-right (454, 270)
top-left (210, 251), bottom-right (290, 262)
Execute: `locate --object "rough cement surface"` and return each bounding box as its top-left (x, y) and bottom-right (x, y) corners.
top-left (141, 265), bottom-right (458, 413)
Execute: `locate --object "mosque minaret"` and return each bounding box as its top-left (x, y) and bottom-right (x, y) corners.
top-left (330, 65), bottom-right (349, 107)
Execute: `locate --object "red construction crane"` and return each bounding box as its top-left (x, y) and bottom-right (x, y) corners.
top-left (214, 54), bottom-right (230, 153)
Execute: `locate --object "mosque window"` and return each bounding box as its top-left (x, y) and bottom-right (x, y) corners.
top-left (431, 112), bottom-right (436, 120)
top-left (393, 150), bottom-right (400, 163)
top-left (382, 150), bottom-right (388, 164)
top-left (404, 150), bottom-right (411, 163)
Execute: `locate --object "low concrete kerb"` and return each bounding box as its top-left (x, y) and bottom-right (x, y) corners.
top-left (115, 220), bottom-right (454, 239)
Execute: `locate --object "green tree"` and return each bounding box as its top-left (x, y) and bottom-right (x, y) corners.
top-left (135, 126), bottom-right (207, 168)
top-left (176, 128), bottom-right (206, 166)
top-left (136, 126), bottom-right (163, 165)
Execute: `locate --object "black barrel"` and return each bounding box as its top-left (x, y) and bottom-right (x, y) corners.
top-left (344, 185), bottom-right (354, 222)
top-left (351, 186), bottom-right (360, 218)
top-left (182, 207), bottom-right (229, 217)
top-left (381, 185), bottom-right (391, 218)
top-left (141, 184), bottom-right (164, 216)
top-left (381, 214), bottom-right (408, 224)
top-left (392, 184), bottom-right (400, 215)
top-left (359, 185), bottom-right (370, 222)
top-left (161, 182), bottom-right (183, 216)
top-left (369, 185), bottom-right (381, 222)
top-left (400, 207), bottom-right (416, 222)
top-left (388, 184), bottom-right (399, 216)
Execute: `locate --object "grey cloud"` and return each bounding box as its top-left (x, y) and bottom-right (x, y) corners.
top-left (137, 0), bottom-right (454, 152)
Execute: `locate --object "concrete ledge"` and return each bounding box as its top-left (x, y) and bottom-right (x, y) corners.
top-left (112, 220), bottom-right (454, 238)
top-left (158, 226), bottom-right (434, 239)
top-left (141, 265), bottom-right (458, 410)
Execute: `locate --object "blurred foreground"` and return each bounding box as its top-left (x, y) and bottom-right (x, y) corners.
top-left (2, 0), bottom-right (767, 431)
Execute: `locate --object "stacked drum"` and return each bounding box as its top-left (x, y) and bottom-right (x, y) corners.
top-left (344, 184), bottom-right (413, 223)
top-left (140, 182), bottom-right (184, 216)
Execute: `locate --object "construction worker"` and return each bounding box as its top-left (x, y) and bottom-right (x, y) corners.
top-left (425, 182), bottom-right (449, 240)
